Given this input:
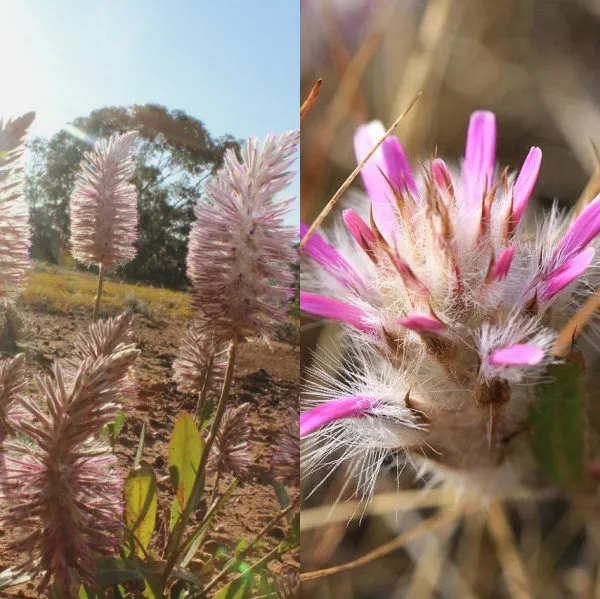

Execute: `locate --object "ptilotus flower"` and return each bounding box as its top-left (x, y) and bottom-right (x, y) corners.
top-left (301, 111), bottom-right (600, 497)
top-left (1, 350), bottom-right (139, 596)
top-left (271, 408), bottom-right (299, 486)
top-left (172, 324), bottom-right (227, 394)
top-left (70, 131), bottom-right (139, 268)
top-left (187, 131), bottom-right (299, 341)
top-left (68, 311), bottom-right (138, 400)
top-left (0, 354), bottom-right (26, 441)
top-left (209, 403), bottom-right (252, 478)
top-left (0, 112), bottom-right (35, 300)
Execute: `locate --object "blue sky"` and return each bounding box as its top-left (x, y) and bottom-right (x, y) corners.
top-left (2, 0), bottom-right (299, 220)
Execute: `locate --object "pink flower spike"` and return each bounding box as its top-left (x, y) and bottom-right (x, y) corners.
top-left (354, 121), bottom-right (404, 243)
top-left (431, 158), bottom-right (453, 193)
top-left (462, 111), bottom-right (496, 207)
top-left (488, 344), bottom-right (545, 366)
top-left (540, 246), bottom-right (595, 303)
top-left (554, 195), bottom-right (600, 260)
top-left (512, 147), bottom-right (542, 223)
top-left (343, 209), bottom-right (377, 255)
top-left (300, 292), bottom-right (375, 333)
top-left (300, 396), bottom-right (374, 437)
top-left (399, 313), bottom-right (445, 333)
top-left (490, 247), bottom-right (515, 281)
top-left (300, 222), bottom-right (362, 288)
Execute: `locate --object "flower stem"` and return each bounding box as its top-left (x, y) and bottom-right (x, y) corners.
top-left (162, 337), bottom-right (238, 583)
top-left (92, 262), bottom-right (105, 321)
top-left (196, 350), bottom-right (215, 422)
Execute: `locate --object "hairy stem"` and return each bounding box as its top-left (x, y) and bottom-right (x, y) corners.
top-left (162, 337), bottom-right (238, 583)
top-left (92, 262), bottom-right (105, 321)
top-left (196, 350), bottom-right (215, 422)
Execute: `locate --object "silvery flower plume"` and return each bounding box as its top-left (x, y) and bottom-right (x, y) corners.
top-left (271, 408), bottom-right (299, 486)
top-left (0, 353), bottom-right (26, 441)
top-left (209, 403), bottom-right (252, 478)
top-left (301, 110), bottom-right (600, 497)
top-left (187, 131), bottom-right (299, 341)
top-left (1, 351), bottom-right (138, 596)
top-left (172, 323), bottom-right (227, 394)
top-left (0, 112), bottom-right (35, 301)
top-left (68, 311), bottom-right (138, 400)
top-left (70, 131), bottom-right (139, 268)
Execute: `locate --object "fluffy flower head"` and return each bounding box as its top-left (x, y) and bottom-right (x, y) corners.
top-left (0, 112), bottom-right (35, 300)
top-left (70, 131), bottom-right (139, 267)
top-left (187, 131), bottom-right (299, 341)
top-left (301, 111), bottom-right (600, 496)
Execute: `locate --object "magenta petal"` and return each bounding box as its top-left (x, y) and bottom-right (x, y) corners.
top-left (399, 313), bottom-right (444, 333)
top-left (431, 158), bottom-right (453, 192)
top-left (540, 246), bottom-right (595, 302)
top-left (490, 247), bottom-right (515, 281)
top-left (300, 222), bottom-right (362, 288)
top-left (512, 147), bottom-right (542, 223)
top-left (554, 195), bottom-right (600, 260)
top-left (300, 292), bottom-right (375, 333)
top-left (462, 111), bottom-right (496, 207)
top-left (354, 121), bottom-right (405, 243)
top-left (300, 396), bottom-right (374, 437)
top-left (343, 209), bottom-right (376, 254)
top-left (488, 344), bottom-right (545, 366)
top-left (381, 135), bottom-right (418, 196)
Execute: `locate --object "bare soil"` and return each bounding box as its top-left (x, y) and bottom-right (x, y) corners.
top-left (0, 305), bottom-right (299, 597)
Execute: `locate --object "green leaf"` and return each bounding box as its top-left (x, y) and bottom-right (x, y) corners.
top-left (124, 461), bottom-right (158, 557)
top-left (78, 586), bottom-right (106, 599)
top-left (529, 361), bottom-right (586, 489)
top-left (169, 412), bottom-right (204, 530)
top-left (278, 513), bottom-right (299, 554)
top-left (212, 576), bottom-right (253, 599)
top-left (179, 479), bottom-right (238, 568)
top-left (95, 557), bottom-right (146, 587)
top-left (133, 421), bottom-right (147, 470)
top-left (271, 482), bottom-right (294, 524)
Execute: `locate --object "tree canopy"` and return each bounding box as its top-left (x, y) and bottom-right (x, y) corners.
top-left (26, 104), bottom-right (240, 288)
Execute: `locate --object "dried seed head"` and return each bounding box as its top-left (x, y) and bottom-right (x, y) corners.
top-left (301, 111), bottom-right (600, 497)
top-left (0, 112), bottom-right (35, 301)
top-left (70, 131), bottom-right (139, 268)
top-left (209, 403), bottom-right (252, 478)
top-left (1, 350), bottom-right (138, 595)
top-left (172, 324), bottom-right (227, 394)
top-left (187, 131), bottom-right (299, 341)
top-left (271, 408), bottom-right (299, 486)
top-left (276, 569), bottom-right (300, 599)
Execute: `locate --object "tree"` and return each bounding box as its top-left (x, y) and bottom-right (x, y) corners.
top-left (25, 104), bottom-right (240, 288)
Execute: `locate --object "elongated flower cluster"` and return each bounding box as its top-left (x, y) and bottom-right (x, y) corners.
top-left (271, 408), bottom-right (299, 486)
top-left (187, 131), bottom-right (299, 341)
top-left (1, 348), bottom-right (139, 595)
top-left (0, 354), bottom-right (26, 441)
top-left (70, 131), bottom-right (139, 268)
top-left (67, 311), bottom-right (138, 400)
top-left (301, 111), bottom-right (600, 496)
top-left (209, 403), bottom-right (252, 478)
top-left (0, 112), bottom-right (35, 300)
top-left (172, 324), bottom-right (227, 394)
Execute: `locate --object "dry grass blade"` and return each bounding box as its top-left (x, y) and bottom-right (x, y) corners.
top-left (299, 91), bottom-right (422, 250)
top-left (300, 508), bottom-right (455, 582)
top-left (487, 499), bottom-right (532, 599)
top-left (301, 79), bottom-right (323, 123)
top-left (406, 507), bottom-right (469, 599)
top-left (572, 142), bottom-right (600, 217)
top-left (455, 506), bottom-right (486, 592)
top-left (554, 290), bottom-right (600, 356)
